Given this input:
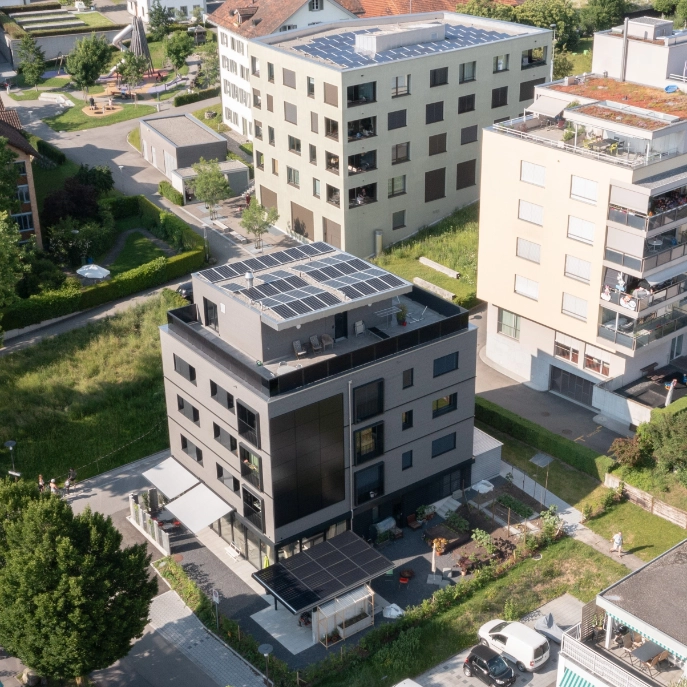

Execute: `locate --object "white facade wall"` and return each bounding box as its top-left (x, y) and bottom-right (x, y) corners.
top-left (129, 0), bottom-right (205, 22)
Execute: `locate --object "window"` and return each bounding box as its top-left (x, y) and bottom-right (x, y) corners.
top-left (402, 450), bottom-right (413, 470)
top-left (456, 160), bottom-right (476, 190)
top-left (254, 121), bottom-right (263, 140)
top-left (433, 352), bottom-right (458, 377)
top-left (430, 67), bottom-right (448, 87)
top-left (391, 74), bottom-right (410, 97)
top-left (16, 185), bottom-right (30, 203)
top-left (326, 151), bottom-right (339, 173)
top-left (237, 401), bottom-right (260, 447)
top-left (267, 62), bottom-right (274, 82)
top-left (355, 462), bottom-right (384, 504)
top-left (432, 432), bottom-right (456, 458)
top-left (348, 150), bottom-right (376, 174)
top-left (492, 86), bottom-right (508, 108)
top-left (288, 135), bottom-right (301, 154)
top-left (425, 168), bottom-right (445, 202)
top-left (568, 216), bottom-right (595, 244)
top-left (220, 31), bottom-right (228, 47)
top-left (216, 463), bottom-right (240, 492)
top-left (354, 423), bottom-right (384, 464)
top-left (311, 111), bottom-right (318, 133)
top-left (173, 354), bottom-right (196, 383)
top-left (565, 255), bottom-right (592, 283)
top-left (493, 54), bottom-right (510, 72)
top-left (283, 68), bottom-right (296, 89)
top-left (279, 24), bottom-right (297, 31)
top-left (392, 142), bottom-right (410, 164)
top-left (240, 65), bottom-right (249, 80)
top-left (348, 116), bottom-right (376, 140)
top-left (521, 46), bottom-right (547, 69)
top-left (426, 101), bottom-right (444, 124)
top-left (401, 410), bottom-right (413, 430)
top-left (306, 145), bottom-right (316, 166)
top-left (584, 346), bottom-right (610, 376)
top-left (251, 56), bottom-right (260, 76)
top-left (287, 166), bottom-right (300, 187)
top-left (240, 446), bottom-right (262, 490)
top-left (284, 102), bottom-right (297, 124)
top-left (266, 94), bottom-right (273, 112)
top-left (268, 126), bottom-right (275, 146)
top-left (554, 335), bottom-right (580, 364)
top-left (309, 0), bottom-right (322, 9)
top-left (181, 435), bottom-right (203, 464)
top-left (326, 184), bottom-right (339, 206)
top-left (325, 117), bottom-right (339, 140)
top-left (388, 109), bottom-right (406, 130)
top-left (252, 89), bottom-right (261, 108)
top-left (432, 393), bottom-right (457, 418)
top-left (307, 76), bottom-right (315, 97)
top-left (313, 178), bottom-right (321, 197)
top-left (562, 293), bottom-right (588, 321)
top-left (272, 158), bottom-right (279, 176)
top-left (388, 175), bottom-right (406, 197)
top-left (347, 82), bottom-right (375, 106)
top-left (177, 395), bottom-right (200, 424)
top-left (349, 183), bottom-right (377, 207)
top-left (204, 297), bottom-right (218, 330)
top-left (210, 380), bottom-right (234, 410)
top-left (461, 125), bottom-right (478, 145)
top-left (179, 5), bottom-right (187, 15)
top-left (402, 368), bottom-right (413, 388)
top-left (242, 488), bottom-right (264, 532)
top-left (518, 199), bottom-right (543, 225)
top-left (516, 237), bottom-right (541, 263)
top-left (213, 423), bottom-right (237, 453)
top-left (324, 82), bottom-right (338, 106)
top-left (521, 161), bottom-right (545, 187)
top-left (459, 61), bottom-right (476, 83)
top-left (353, 379), bottom-right (384, 422)
top-left (392, 210), bottom-right (406, 230)
top-left (671, 334), bottom-right (683, 360)
top-left (571, 176), bottom-right (598, 204)
top-left (229, 60), bottom-right (237, 75)
top-left (13, 213), bottom-right (33, 233)
top-left (429, 133), bottom-right (447, 156)
top-left (497, 308), bottom-right (520, 339)
top-left (520, 77), bottom-right (545, 102)
top-left (515, 275), bottom-right (539, 300)
top-left (458, 94), bottom-right (475, 114)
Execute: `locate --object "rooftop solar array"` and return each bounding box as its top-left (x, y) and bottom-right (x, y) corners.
top-left (292, 24), bottom-right (514, 68)
top-left (253, 531), bottom-right (394, 614)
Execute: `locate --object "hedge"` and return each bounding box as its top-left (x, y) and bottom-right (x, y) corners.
top-left (100, 195), bottom-right (140, 219)
top-left (158, 180), bottom-right (183, 205)
top-left (36, 138), bottom-right (66, 165)
top-left (3, 2), bottom-right (60, 12)
top-left (30, 23), bottom-right (127, 37)
top-left (0, 13), bottom-right (26, 39)
top-left (173, 86), bottom-right (220, 107)
top-left (475, 397), bottom-right (614, 481)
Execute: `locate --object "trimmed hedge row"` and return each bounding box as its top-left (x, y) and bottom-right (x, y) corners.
top-left (30, 22), bottom-right (127, 37)
top-left (475, 397), bottom-right (614, 481)
top-left (100, 195), bottom-right (140, 219)
top-left (159, 180), bottom-right (183, 205)
top-left (173, 86), bottom-right (220, 107)
top-left (36, 138), bottom-right (66, 165)
top-left (3, 2), bottom-right (60, 12)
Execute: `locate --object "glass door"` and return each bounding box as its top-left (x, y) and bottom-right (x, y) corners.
top-left (246, 528), bottom-right (261, 569)
top-left (334, 311), bottom-right (348, 340)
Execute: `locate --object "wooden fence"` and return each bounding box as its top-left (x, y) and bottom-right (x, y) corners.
top-left (604, 473), bottom-right (687, 529)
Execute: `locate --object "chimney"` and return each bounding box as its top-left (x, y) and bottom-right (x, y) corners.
top-left (245, 271), bottom-right (254, 288)
top-left (620, 18), bottom-right (629, 82)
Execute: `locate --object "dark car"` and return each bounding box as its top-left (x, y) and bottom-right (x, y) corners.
top-left (176, 282), bottom-right (193, 302)
top-left (464, 645), bottom-right (516, 687)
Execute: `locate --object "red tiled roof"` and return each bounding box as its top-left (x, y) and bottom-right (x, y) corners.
top-left (0, 119), bottom-right (37, 157)
top-left (0, 110), bottom-right (22, 130)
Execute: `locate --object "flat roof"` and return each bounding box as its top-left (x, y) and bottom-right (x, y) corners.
top-left (473, 427), bottom-right (503, 457)
top-left (143, 114), bottom-right (224, 147)
top-left (174, 159), bottom-right (248, 178)
top-left (574, 102), bottom-right (678, 131)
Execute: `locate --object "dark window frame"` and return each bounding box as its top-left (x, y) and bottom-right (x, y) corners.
top-left (203, 297), bottom-right (218, 330)
top-left (177, 395), bottom-right (199, 424)
top-left (430, 66), bottom-right (448, 87)
top-left (181, 434), bottom-right (203, 464)
top-left (429, 132), bottom-right (447, 156)
top-left (388, 109), bottom-right (407, 130)
top-left (432, 393), bottom-right (458, 418)
top-left (173, 354), bottom-right (196, 383)
top-left (401, 409), bottom-right (413, 430)
top-left (354, 462), bottom-right (384, 505)
top-left (354, 422), bottom-right (385, 465)
top-left (461, 125), bottom-right (478, 145)
top-left (432, 432), bottom-right (457, 458)
top-left (426, 101), bottom-right (444, 124)
top-left (456, 159), bottom-right (477, 191)
top-left (402, 450), bottom-right (413, 470)
top-left (353, 379), bottom-right (384, 423)
top-left (392, 142), bottom-right (410, 165)
top-left (402, 368), bottom-right (414, 388)
top-left (492, 86), bottom-right (508, 109)
top-left (213, 422), bottom-right (238, 453)
top-left (210, 380), bottom-right (235, 411)
top-left (433, 351), bottom-right (459, 377)
top-left (237, 401), bottom-right (260, 448)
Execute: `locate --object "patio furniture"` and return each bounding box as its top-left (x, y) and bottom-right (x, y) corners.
top-left (399, 576), bottom-right (409, 590)
top-left (633, 639), bottom-right (663, 672)
top-left (292, 340), bottom-right (307, 358)
top-left (407, 306), bottom-right (428, 323)
top-left (375, 306), bottom-right (401, 328)
top-left (406, 513), bottom-right (423, 530)
top-left (354, 320), bottom-right (366, 337)
top-left (399, 568), bottom-right (415, 578)
top-left (390, 526), bottom-right (403, 540)
top-left (321, 334), bottom-right (334, 350)
top-left (310, 335), bottom-right (323, 353)
top-left (639, 649), bottom-right (666, 677)
top-left (535, 613), bottom-right (563, 644)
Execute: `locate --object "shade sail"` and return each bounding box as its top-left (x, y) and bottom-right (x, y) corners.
top-left (528, 95), bottom-right (567, 118)
top-left (143, 457), bottom-right (199, 500)
top-left (645, 261), bottom-right (687, 285)
top-left (165, 483), bottom-right (233, 533)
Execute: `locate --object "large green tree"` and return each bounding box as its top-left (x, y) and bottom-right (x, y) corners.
top-left (460, 0), bottom-right (516, 21)
top-left (198, 40), bottom-right (219, 88)
top-left (579, 0), bottom-right (626, 34)
top-left (0, 212), bottom-right (26, 344)
top-left (148, 0), bottom-right (171, 42)
top-left (17, 35), bottom-right (45, 91)
top-left (515, 0), bottom-right (579, 49)
top-left (119, 51), bottom-right (149, 104)
top-left (0, 498), bottom-right (157, 682)
top-left (0, 478), bottom-right (41, 563)
top-left (164, 30), bottom-right (195, 75)
top-left (187, 158), bottom-right (231, 219)
top-left (240, 201), bottom-right (278, 248)
top-left (653, 0), bottom-right (677, 15)
top-left (0, 137), bottom-right (19, 216)
top-left (66, 33), bottom-right (111, 98)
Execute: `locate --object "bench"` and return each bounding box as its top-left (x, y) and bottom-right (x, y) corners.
top-left (230, 230), bottom-right (249, 244)
top-left (225, 543), bottom-right (243, 561)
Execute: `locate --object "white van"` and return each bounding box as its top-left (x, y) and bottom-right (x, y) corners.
top-left (478, 620), bottom-right (550, 672)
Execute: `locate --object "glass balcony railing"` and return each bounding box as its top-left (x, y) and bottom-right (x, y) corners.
top-left (608, 204), bottom-right (687, 231)
top-left (600, 277), bottom-right (687, 313)
top-left (605, 239), bottom-right (687, 272)
top-left (598, 304), bottom-right (687, 350)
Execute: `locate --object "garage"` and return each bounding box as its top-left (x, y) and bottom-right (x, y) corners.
top-left (550, 366), bottom-right (594, 407)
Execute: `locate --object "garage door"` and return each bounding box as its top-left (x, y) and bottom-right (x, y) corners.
top-left (550, 366), bottom-right (594, 407)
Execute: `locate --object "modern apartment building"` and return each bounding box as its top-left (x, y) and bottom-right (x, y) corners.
top-left (208, 0), bottom-right (363, 139)
top-left (478, 19), bottom-right (687, 431)
top-left (159, 242), bottom-right (481, 569)
top-left (128, 0), bottom-right (206, 22)
top-left (248, 13), bottom-right (551, 257)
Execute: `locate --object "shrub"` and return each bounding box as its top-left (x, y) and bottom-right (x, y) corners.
top-left (608, 435), bottom-right (652, 468)
top-left (239, 142), bottom-right (253, 156)
top-left (172, 86), bottom-right (220, 107)
top-left (99, 195), bottom-right (139, 219)
top-left (503, 598), bottom-right (519, 621)
top-left (36, 138), bottom-right (65, 165)
top-left (2, 2), bottom-right (60, 12)
top-left (471, 528), bottom-right (496, 555)
top-left (497, 493), bottom-right (533, 519)
top-left (445, 511), bottom-right (469, 532)
top-left (158, 180), bottom-right (183, 205)
top-left (600, 488), bottom-right (617, 510)
top-left (1, 285), bottom-right (81, 331)
top-left (581, 503), bottom-right (593, 522)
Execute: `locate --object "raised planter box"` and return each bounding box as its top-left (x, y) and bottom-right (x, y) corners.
top-left (336, 613), bottom-right (372, 639)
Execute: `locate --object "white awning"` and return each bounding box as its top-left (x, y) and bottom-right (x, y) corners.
top-left (527, 95), bottom-right (567, 118)
top-left (143, 457), bottom-right (199, 500)
top-left (645, 261), bottom-right (687, 285)
top-left (165, 483), bottom-right (233, 533)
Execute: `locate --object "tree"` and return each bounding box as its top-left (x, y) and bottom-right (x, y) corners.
top-left (165, 30), bottom-right (195, 75)
top-left (678, 0), bottom-right (687, 23)
top-left (148, 0), bottom-right (171, 42)
top-left (75, 163), bottom-right (114, 195)
top-left (198, 40), bottom-right (219, 88)
top-left (0, 214), bottom-right (26, 343)
top-left (0, 498), bottom-right (157, 682)
top-left (553, 50), bottom-right (574, 78)
top-left (240, 201), bottom-right (279, 248)
top-left (0, 137), bottom-right (19, 216)
top-left (609, 435), bottom-right (651, 468)
top-left (461, 0), bottom-right (516, 21)
top-left (515, 0), bottom-right (579, 49)
top-left (187, 158), bottom-right (231, 219)
top-left (42, 177), bottom-right (100, 229)
top-left (119, 51), bottom-right (148, 104)
top-left (65, 33), bottom-right (111, 98)
top-left (17, 35), bottom-right (45, 91)
top-left (0, 478), bottom-right (42, 564)
top-left (653, 0), bottom-right (677, 15)
top-left (579, 0), bottom-right (626, 34)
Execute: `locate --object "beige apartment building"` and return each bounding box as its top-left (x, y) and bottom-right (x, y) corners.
top-left (478, 19), bottom-right (687, 432)
top-left (248, 12), bottom-right (551, 258)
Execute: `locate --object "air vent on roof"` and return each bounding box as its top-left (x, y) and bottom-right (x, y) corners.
top-left (354, 23), bottom-right (446, 55)
top-left (252, 17), bottom-right (261, 25)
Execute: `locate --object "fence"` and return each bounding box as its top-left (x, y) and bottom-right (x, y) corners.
top-left (605, 474), bottom-right (687, 529)
top-left (129, 494), bottom-right (172, 554)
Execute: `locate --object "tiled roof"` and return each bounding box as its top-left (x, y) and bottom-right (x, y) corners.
top-left (0, 120), bottom-right (38, 157)
top-left (0, 110), bottom-right (22, 130)
top-left (358, 0), bottom-right (518, 13)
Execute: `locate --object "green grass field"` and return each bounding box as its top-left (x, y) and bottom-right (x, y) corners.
top-left (75, 11), bottom-right (115, 28)
top-left (191, 103), bottom-right (227, 133)
top-left (374, 203), bottom-right (479, 308)
top-left (43, 97), bottom-right (156, 132)
top-left (108, 232), bottom-right (164, 275)
top-left (26, 134), bottom-right (80, 209)
top-left (569, 38), bottom-right (593, 75)
top-left (0, 291), bottom-right (184, 484)
top-left (127, 126), bottom-right (141, 151)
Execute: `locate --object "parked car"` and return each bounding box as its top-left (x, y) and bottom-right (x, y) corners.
top-left (478, 620), bottom-right (550, 672)
top-left (176, 281), bottom-right (193, 302)
top-left (463, 644), bottom-right (516, 686)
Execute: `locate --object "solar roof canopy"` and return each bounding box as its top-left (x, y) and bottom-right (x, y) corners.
top-left (195, 242), bottom-right (412, 331)
top-left (253, 530), bottom-right (394, 614)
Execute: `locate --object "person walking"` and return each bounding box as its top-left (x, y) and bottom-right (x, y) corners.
top-left (64, 477), bottom-right (71, 496)
top-left (89, 96), bottom-right (95, 111)
top-left (38, 474), bottom-right (45, 493)
top-left (49, 479), bottom-right (58, 496)
top-left (610, 531), bottom-right (623, 557)
top-left (68, 467), bottom-right (77, 487)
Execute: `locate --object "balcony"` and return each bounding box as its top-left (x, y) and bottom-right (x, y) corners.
top-left (598, 303), bottom-right (687, 349)
top-left (605, 233), bottom-right (687, 273)
top-left (521, 47), bottom-right (547, 70)
top-left (608, 204), bottom-right (687, 232)
top-left (348, 151), bottom-right (376, 175)
top-left (349, 183), bottom-right (377, 208)
top-left (347, 82), bottom-right (375, 107)
top-left (348, 116), bottom-right (376, 142)
top-left (601, 265), bottom-right (687, 313)
top-left (242, 497), bottom-right (264, 532)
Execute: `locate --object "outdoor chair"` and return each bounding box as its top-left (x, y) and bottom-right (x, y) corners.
top-left (399, 576), bottom-right (410, 590)
top-left (632, 632), bottom-right (643, 647)
top-left (292, 340), bottom-right (307, 358)
top-left (406, 513), bottom-right (423, 530)
top-left (407, 306), bottom-right (428, 323)
top-left (321, 334), bottom-right (334, 350)
top-left (310, 335), bottom-right (323, 353)
top-left (622, 634), bottom-right (635, 663)
top-left (640, 652), bottom-right (664, 677)
top-left (354, 320), bottom-right (366, 337)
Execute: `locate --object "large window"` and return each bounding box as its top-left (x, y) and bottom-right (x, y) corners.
top-left (461, 125), bottom-right (478, 145)
top-left (181, 434), bottom-right (203, 464)
top-left (347, 82), bottom-right (376, 106)
top-left (516, 237), bottom-right (541, 263)
top-left (210, 380), bottom-right (234, 411)
top-left (521, 46), bottom-right (547, 68)
top-left (348, 150), bottom-right (376, 174)
top-left (392, 210), bottom-right (406, 230)
top-left (325, 117), bottom-right (339, 140)
top-left (391, 74), bottom-right (410, 97)
top-left (283, 68), bottom-right (296, 88)
top-left (430, 66), bottom-right (448, 87)
top-left (177, 395), bottom-right (199, 424)
top-left (456, 160), bottom-right (476, 191)
top-left (554, 334), bottom-right (580, 364)
top-left (425, 168), bottom-right (445, 202)
top-left (392, 142), bottom-right (410, 164)
top-left (515, 275), bottom-right (539, 300)
top-left (519, 77), bottom-right (545, 102)
top-left (388, 109), bottom-right (407, 130)
top-left (459, 61), bottom-right (476, 83)
top-left (288, 135), bottom-right (301, 154)
top-left (353, 379), bottom-right (384, 422)
top-left (349, 183), bottom-right (377, 207)
top-left (492, 86), bottom-right (508, 108)
top-left (237, 402), bottom-right (260, 448)
top-left (432, 393), bottom-right (457, 418)
top-left (493, 54), bottom-right (510, 72)
top-left (284, 102), bottom-right (298, 125)
top-left (429, 133), bottom-right (447, 156)
top-left (458, 94), bottom-right (475, 114)
top-left (213, 422), bottom-right (237, 453)
top-left (204, 297), bottom-right (218, 330)
top-left (432, 432), bottom-right (456, 458)
top-left (584, 345), bottom-right (610, 376)
top-left (216, 463), bottom-right (240, 492)
top-left (571, 176), bottom-right (598, 204)
top-left (433, 352), bottom-right (458, 377)
top-left (173, 354), bottom-right (196, 383)
top-left (355, 462), bottom-right (384, 504)
top-left (309, 144), bottom-right (317, 165)
top-left (240, 446), bottom-right (262, 490)
top-left (518, 199), bottom-right (543, 226)
top-left (565, 255), bottom-right (592, 283)
top-left (242, 488), bottom-right (264, 532)
top-left (562, 293), bottom-right (588, 321)
top-left (307, 76), bottom-right (315, 97)
top-left (355, 423), bottom-right (384, 464)
top-left (521, 161), bottom-right (545, 187)
top-left (401, 410), bottom-right (413, 430)
top-left (402, 450), bottom-right (413, 470)
top-left (568, 216), bottom-right (595, 244)
top-left (348, 116), bottom-right (376, 140)
top-left (497, 308), bottom-right (520, 339)
top-left (402, 368), bottom-right (414, 388)
top-left (287, 166), bottom-right (300, 188)
top-left (388, 174), bottom-right (406, 197)
top-left (426, 101), bottom-right (444, 124)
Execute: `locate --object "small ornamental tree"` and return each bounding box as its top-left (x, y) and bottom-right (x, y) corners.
top-left (66, 33), bottom-right (111, 98)
top-left (514, 0), bottom-right (579, 49)
top-left (0, 215), bottom-right (26, 344)
top-left (17, 35), bottom-right (45, 91)
top-left (165, 30), bottom-right (195, 75)
top-left (148, 0), bottom-right (172, 42)
top-left (119, 51), bottom-right (148, 104)
top-left (75, 163), bottom-right (114, 195)
top-left (240, 200), bottom-right (279, 248)
top-left (187, 158), bottom-right (231, 219)
top-left (553, 50), bottom-right (574, 79)
top-left (198, 40), bottom-right (219, 88)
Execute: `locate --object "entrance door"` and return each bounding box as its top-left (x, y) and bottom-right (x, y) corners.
top-left (550, 366), bottom-right (594, 407)
top-left (334, 311), bottom-right (348, 340)
top-left (670, 334), bottom-right (684, 360)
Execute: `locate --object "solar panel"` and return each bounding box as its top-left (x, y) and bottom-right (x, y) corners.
top-left (300, 285), bottom-right (325, 295)
top-left (270, 280), bottom-right (292, 293)
top-left (288, 300), bottom-right (313, 315)
top-left (241, 287), bottom-right (264, 301)
top-left (297, 263), bottom-right (320, 273)
top-left (352, 281), bottom-right (376, 296)
top-left (222, 282), bottom-right (244, 293)
top-left (272, 304), bottom-right (298, 319)
top-left (243, 258), bottom-right (265, 271)
top-left (340, 285), bottom-right (363, 299)
top-left (282, 247), bottom-right (308, 260)
top-left (335, 262), bottom-right (357, 275)
top-left (271, 252), bottom-right (295, 264)
top-left (317, 292), bottom-right (342, 306)
top-left (297, 244), bottom-right (321, 257)
top-left (380, 274), bottom-right (405, 288)
top-left (254, 283), bottom-right (279, 297)
top-left (346, 258), bottom-right (369, 271)
top-left (301, 295), bottom-right (327, 311)
top-left (257, 254), bottom-right (280, 267)
top-left (320, 266), bottom-right (344, 279)
top-left (213, 265), bottom-right (238, 279)
top-left (271, 293), bottom-right (297, 303)
top-left (365, 277), bottom-right (389, 292)
top-left (198, 268), bottom-right (224, 283)
top-left (307, 270), bottom-right (329, 283)
top-left (310, 241), bottom-right (334, 254)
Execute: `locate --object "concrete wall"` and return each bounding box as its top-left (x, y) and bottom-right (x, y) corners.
top-left (176, 138), bottom-right (227, 168)
top-left (472, 446), bottom-right (502, 484)
top-left (129, 0), bottom-right (206, 22)
top-left (7, 27), bottom-right (123, 64)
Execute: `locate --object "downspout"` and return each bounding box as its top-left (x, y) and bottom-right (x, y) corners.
top-left (620, 18), bottom-right (629, 82)
top-left (348, 381), bottom-right (355, 532)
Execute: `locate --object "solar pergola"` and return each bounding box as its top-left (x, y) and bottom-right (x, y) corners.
top-left (253, 531), bottom-right (394, 614)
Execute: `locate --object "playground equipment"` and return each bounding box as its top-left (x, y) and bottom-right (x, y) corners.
top-left (105, 17), bottom-right (153, 78)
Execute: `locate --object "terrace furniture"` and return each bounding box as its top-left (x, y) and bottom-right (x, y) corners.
top-left (375, 306), bottom-right (401, 328)
top-left (399, 576), bottom-right (409, 590)
top-left (399, 568), bottom-right (415, 578)
top-left (310, 335), bottom-right (323, 353)
top-left (407, 306), bottom-right (428, 323)
top-left (292, 340), bottom-right (307, 358)
top-left (321, 334), bottom-right (334, 350)
top-left (639, 650), bottom-right (667, 677)
top-left (390, 526), bottom-right (403, 540)
top-left (354, 320), bottom-right (366, 337)
top-left (633, 640), bottom-right (663, 672)
top-left (406, 514), bottom-right (423, 530)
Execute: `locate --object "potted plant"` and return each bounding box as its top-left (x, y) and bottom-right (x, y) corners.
top-left (396, 303), bottom-right (408, 326)
top-left (433, 537), bottom-right (448, 555)
top-left (424, 504), bottom-right (437, 521)
top-left (416, 505), bottom-right (427, 521)
top-left (456, 555), bottom-right (470, 576)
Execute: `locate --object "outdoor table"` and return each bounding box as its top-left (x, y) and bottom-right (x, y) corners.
top-left (589, 138), bottom-right (615, 152)
top-left (375, 306), bottom-right (401, 328)
top-left (648, 239), bottom-right (663, 251)
top-left (632, 640), bottom-right (662, 663)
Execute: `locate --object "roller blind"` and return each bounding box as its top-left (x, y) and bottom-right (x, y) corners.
top-left (562, 293), bottom-right (588, 320)
top-left (519, 200), bottom-right (544, 225)
top-left (565, 255), bottom-right (592, 283)
top-left (605, 226), bottom-right (644, 257)
top-left (521, 161), bottom-right (545, 187)
top-left (568, 216), bottom-right (595, 244)
top-left (571, 176), bottom-right (598, 204)
top-left (515, 275), bottom-right (539, 300)
top-left (516, 237), bottom-right (541, 263)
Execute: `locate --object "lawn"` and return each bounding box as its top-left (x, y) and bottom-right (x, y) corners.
top-left (569, 37), bottom-right (593, 75)
top-left (316, 537), bottom-right (626, 687)
top-left (374, 203), bottom-right (479, 308)
top-left (75, 11), bottom-right (115, 28)
top-left (614, 463), bottom-right (687, 512)
top-left (43, 97), bottom-right (156, 132)
top-left (127, 125), bottom-right (141, 151)
top-left (191, 103), bottom-right (227, 133)
top-left (26, 134), bottom-right (80, 210)
top-left (6, 90), bottom-right (43, 102)
top-left (108, 231), bottom-right (164, 275)
top-left (0, 291), bottom-right (183, 484)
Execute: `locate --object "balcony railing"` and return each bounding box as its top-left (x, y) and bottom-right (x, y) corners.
top-left (598, 305), bottom-right (687, 349)
top-left (241, 463), bottom-right (262, 490)
top-left (601, 278), bottom-right (687, 313)
top-left (562, 625), bottom-right (649, 687)
top-left (608, 204), bottom-right (687, 232)
top-left (243, 503), bottom-right (263, 532)
top-left (605, 239), bottom-right (687, 273)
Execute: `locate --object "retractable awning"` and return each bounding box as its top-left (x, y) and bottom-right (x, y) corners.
top-left (143, 457), bottom-right (199, 500)
top-left (560, 668), bottom-right (594, 687)
top-left (527, 95), bottom-right (567, 118)
top-left (645, 261), bottom-right (687, 285)
top-left (165, 483), bottom-right (233, 533)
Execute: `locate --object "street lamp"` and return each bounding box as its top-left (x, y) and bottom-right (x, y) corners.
top-left (258, 643), bottom-right (273, 682)
top-left (550, 24), bottom-right (557, 83)
top-left (4, 440), bottom-right (19, 480)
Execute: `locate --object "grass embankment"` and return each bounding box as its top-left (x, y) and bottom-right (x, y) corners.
top-left (191, 103), bottom-right (227, 133)
top-left (374, 203), bottom-right (479, 308)
top-left (43, 95), bottom-right (156, 132)
top-left (0, 291), bottom-right (184, 483)
top-left (109, 232), bottom-right (164, 275)
top-left (127, 125), bottom-right (141, 151)
top-left (75, 11), bottom-right (115, 28)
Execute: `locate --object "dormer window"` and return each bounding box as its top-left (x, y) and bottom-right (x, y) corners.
top-left (309, 0), bottom-right (322, 9)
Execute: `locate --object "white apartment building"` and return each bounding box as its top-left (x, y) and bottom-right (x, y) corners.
top-left (208, 0), bottom-right (363, 138)
top-left (128, 0), bottom-right (206, 22)
top-left (248, 13), bottom-right (551, 257)
top-left (478, 19), bottom-right (687, 432)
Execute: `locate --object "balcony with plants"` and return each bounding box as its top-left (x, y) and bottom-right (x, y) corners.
top-left (604, 227), bottom-right (687, 272)
top-left (609, 186), bottom-right (687, 232)
top-left (600, 266), bottom-right (687, 314)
